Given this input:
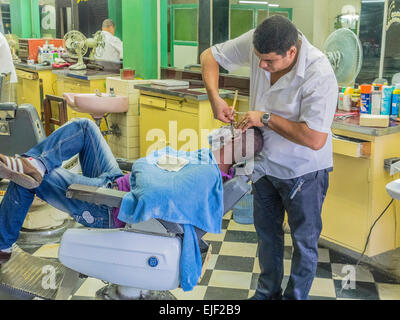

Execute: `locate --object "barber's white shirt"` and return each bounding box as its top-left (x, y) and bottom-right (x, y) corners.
top-left (211, 30), bottom-right (338, 180)
top-left (0, 32), bottom-right (17, 83)
top-left (94, 30), bottom-right (123, 63)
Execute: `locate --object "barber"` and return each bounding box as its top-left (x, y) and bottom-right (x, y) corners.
top-left (200, 16), bottom-right (338, 300)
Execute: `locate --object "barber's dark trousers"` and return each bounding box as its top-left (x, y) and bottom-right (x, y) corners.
top-left (252, 169), bottom-right (330, 300)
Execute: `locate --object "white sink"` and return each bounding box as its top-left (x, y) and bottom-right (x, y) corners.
top-left (386, 179), bottom-right (400, 200)
top-left (63, 92), bottom-right (129, 119)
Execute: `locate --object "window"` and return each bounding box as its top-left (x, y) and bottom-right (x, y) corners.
top-left (169, 4), bottom-right (198, 68)
top-left (0, 1), bottom-right (11, 34)
top-left (174, 7), bottom-right (198, 42)
top-left (230, 8), bottom-right (253, 39)
top-left (230, 4), bottom-right (293, 39)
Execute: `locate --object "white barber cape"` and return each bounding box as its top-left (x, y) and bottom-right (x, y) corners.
top-left (0, 32), bottom-right (17, 83)
top-left (94, 30), bottom-right (123, 63)
top-left (211, 30), bottom-right (338, 181)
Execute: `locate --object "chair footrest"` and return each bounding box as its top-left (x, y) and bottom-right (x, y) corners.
top-left (66, 184), bottom-right (128, 208)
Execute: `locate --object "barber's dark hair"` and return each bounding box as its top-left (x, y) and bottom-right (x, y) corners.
top-left (253, 15), bottom-right (299, 56)
top-left (241, 126), bottom-right (264, 158)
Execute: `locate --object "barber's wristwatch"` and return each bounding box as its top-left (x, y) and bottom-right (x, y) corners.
top-left (261, 112), bottom-right (271, 127)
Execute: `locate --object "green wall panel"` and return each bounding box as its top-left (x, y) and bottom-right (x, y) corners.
top-left (10, 0), bottom-right (40, 38)
top-left (108, 0), bottom-right (123, 40)
top-left (122, 0), bottom-right (158, 79)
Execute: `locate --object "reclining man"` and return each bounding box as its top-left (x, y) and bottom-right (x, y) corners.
top-left (0, 118), bottom-right (264, 264)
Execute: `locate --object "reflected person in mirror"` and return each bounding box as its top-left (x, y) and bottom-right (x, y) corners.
top-left (94, 18), bottom-right (123, 63)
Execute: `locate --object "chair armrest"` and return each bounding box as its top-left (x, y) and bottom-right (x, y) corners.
top-left (116, 158), bottom-right (135, 171)
top-left (66, 184), bottom-right (128, 208)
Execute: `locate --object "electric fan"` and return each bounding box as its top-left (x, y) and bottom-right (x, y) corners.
top-left (5, 33), bottom-right (20, 63)
top-left (323, 28), bottom-right (363, 86)
top-left (64, 30), bottom-right (88, 70)
top-left (87, 30), bottom-right (105, 60)
top-left (64, 30), bottom-right (105, 70)
top-left (392, 73), bottom-right (400, 86)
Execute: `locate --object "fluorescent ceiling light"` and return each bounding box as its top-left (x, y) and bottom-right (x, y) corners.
top-left (239, 1), bottom-right (269, 4)
top-left (268, 4), bottom-right (280, 7)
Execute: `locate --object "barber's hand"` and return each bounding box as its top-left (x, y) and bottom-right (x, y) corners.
top-left (212, 96), bottom-right (236, 123)
top-left (236, 111), bottom-right (265, 132)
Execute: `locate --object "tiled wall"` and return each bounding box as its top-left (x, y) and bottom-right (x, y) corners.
top-left (105, 77), bottom-right (153, 160)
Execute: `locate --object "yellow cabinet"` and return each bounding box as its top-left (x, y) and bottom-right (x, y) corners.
top-left (139, 91), bottom-right (224, 158)
top-left (16, 67), bottom-right (58, 119)
top-left (321, 128), bottom-right (400, 257)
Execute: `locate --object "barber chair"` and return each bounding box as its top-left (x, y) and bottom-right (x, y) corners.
top-left (0, 78), bottom-right (76, 246)
top-left (58, 175), bottom-right (251, 300)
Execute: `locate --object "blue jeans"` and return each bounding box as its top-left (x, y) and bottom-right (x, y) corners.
top-left (252, 169), bottom-right (330, 300)
top-left (0, 119), bottom-right (124, 250)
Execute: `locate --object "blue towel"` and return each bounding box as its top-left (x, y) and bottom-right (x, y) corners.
top-left (118, 147), bottom-right (224, 291)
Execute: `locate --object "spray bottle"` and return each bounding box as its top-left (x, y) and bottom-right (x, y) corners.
top-left (360, 84), bottom-right (372, 114)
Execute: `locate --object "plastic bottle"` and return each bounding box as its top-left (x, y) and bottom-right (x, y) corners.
top-left (360, 84), bottom-right (372, 114)
top-left (371, 85), bottom-right (382, 115)
top-left (381, 85), bottom-right (394, 115)
top-left (338, 87), bottom-right (345, 110)
top-left (392, 84), bottom-right (400, 117)
top-left (343, 87), bottom-right (353, 112)
top-left (351, 84), bottom-right (361, 113)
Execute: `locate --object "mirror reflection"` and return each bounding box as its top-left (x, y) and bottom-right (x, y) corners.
top-left (168, 0), bottom-right (364, 77)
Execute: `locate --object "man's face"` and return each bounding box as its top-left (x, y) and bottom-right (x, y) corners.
top-left (255, 47), bottom-right (297, 73)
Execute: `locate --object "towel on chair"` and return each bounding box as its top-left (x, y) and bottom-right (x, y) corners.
top-left (118, 147), bottom-right (224, 291)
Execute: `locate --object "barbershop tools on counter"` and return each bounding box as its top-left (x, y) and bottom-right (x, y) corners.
top-left (334, 112), bottom-right (358, 121)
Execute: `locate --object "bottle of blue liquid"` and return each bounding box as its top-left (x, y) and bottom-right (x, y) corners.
top-left (360, 84), bottom-right (372, 114)
top-left (381, 85), bottom-right (394, 115)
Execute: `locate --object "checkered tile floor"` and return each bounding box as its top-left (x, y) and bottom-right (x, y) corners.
top-left (4, 210), bottom-right (400, 300)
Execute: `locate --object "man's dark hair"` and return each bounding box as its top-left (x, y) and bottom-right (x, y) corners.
top-left (241, 126), bottom-right (264, 158)
top-left (253, 15), bottom-right (299, 56)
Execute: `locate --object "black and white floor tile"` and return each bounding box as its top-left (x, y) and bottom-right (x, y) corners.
top-left (2, 210), bottom-right (400, 300)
